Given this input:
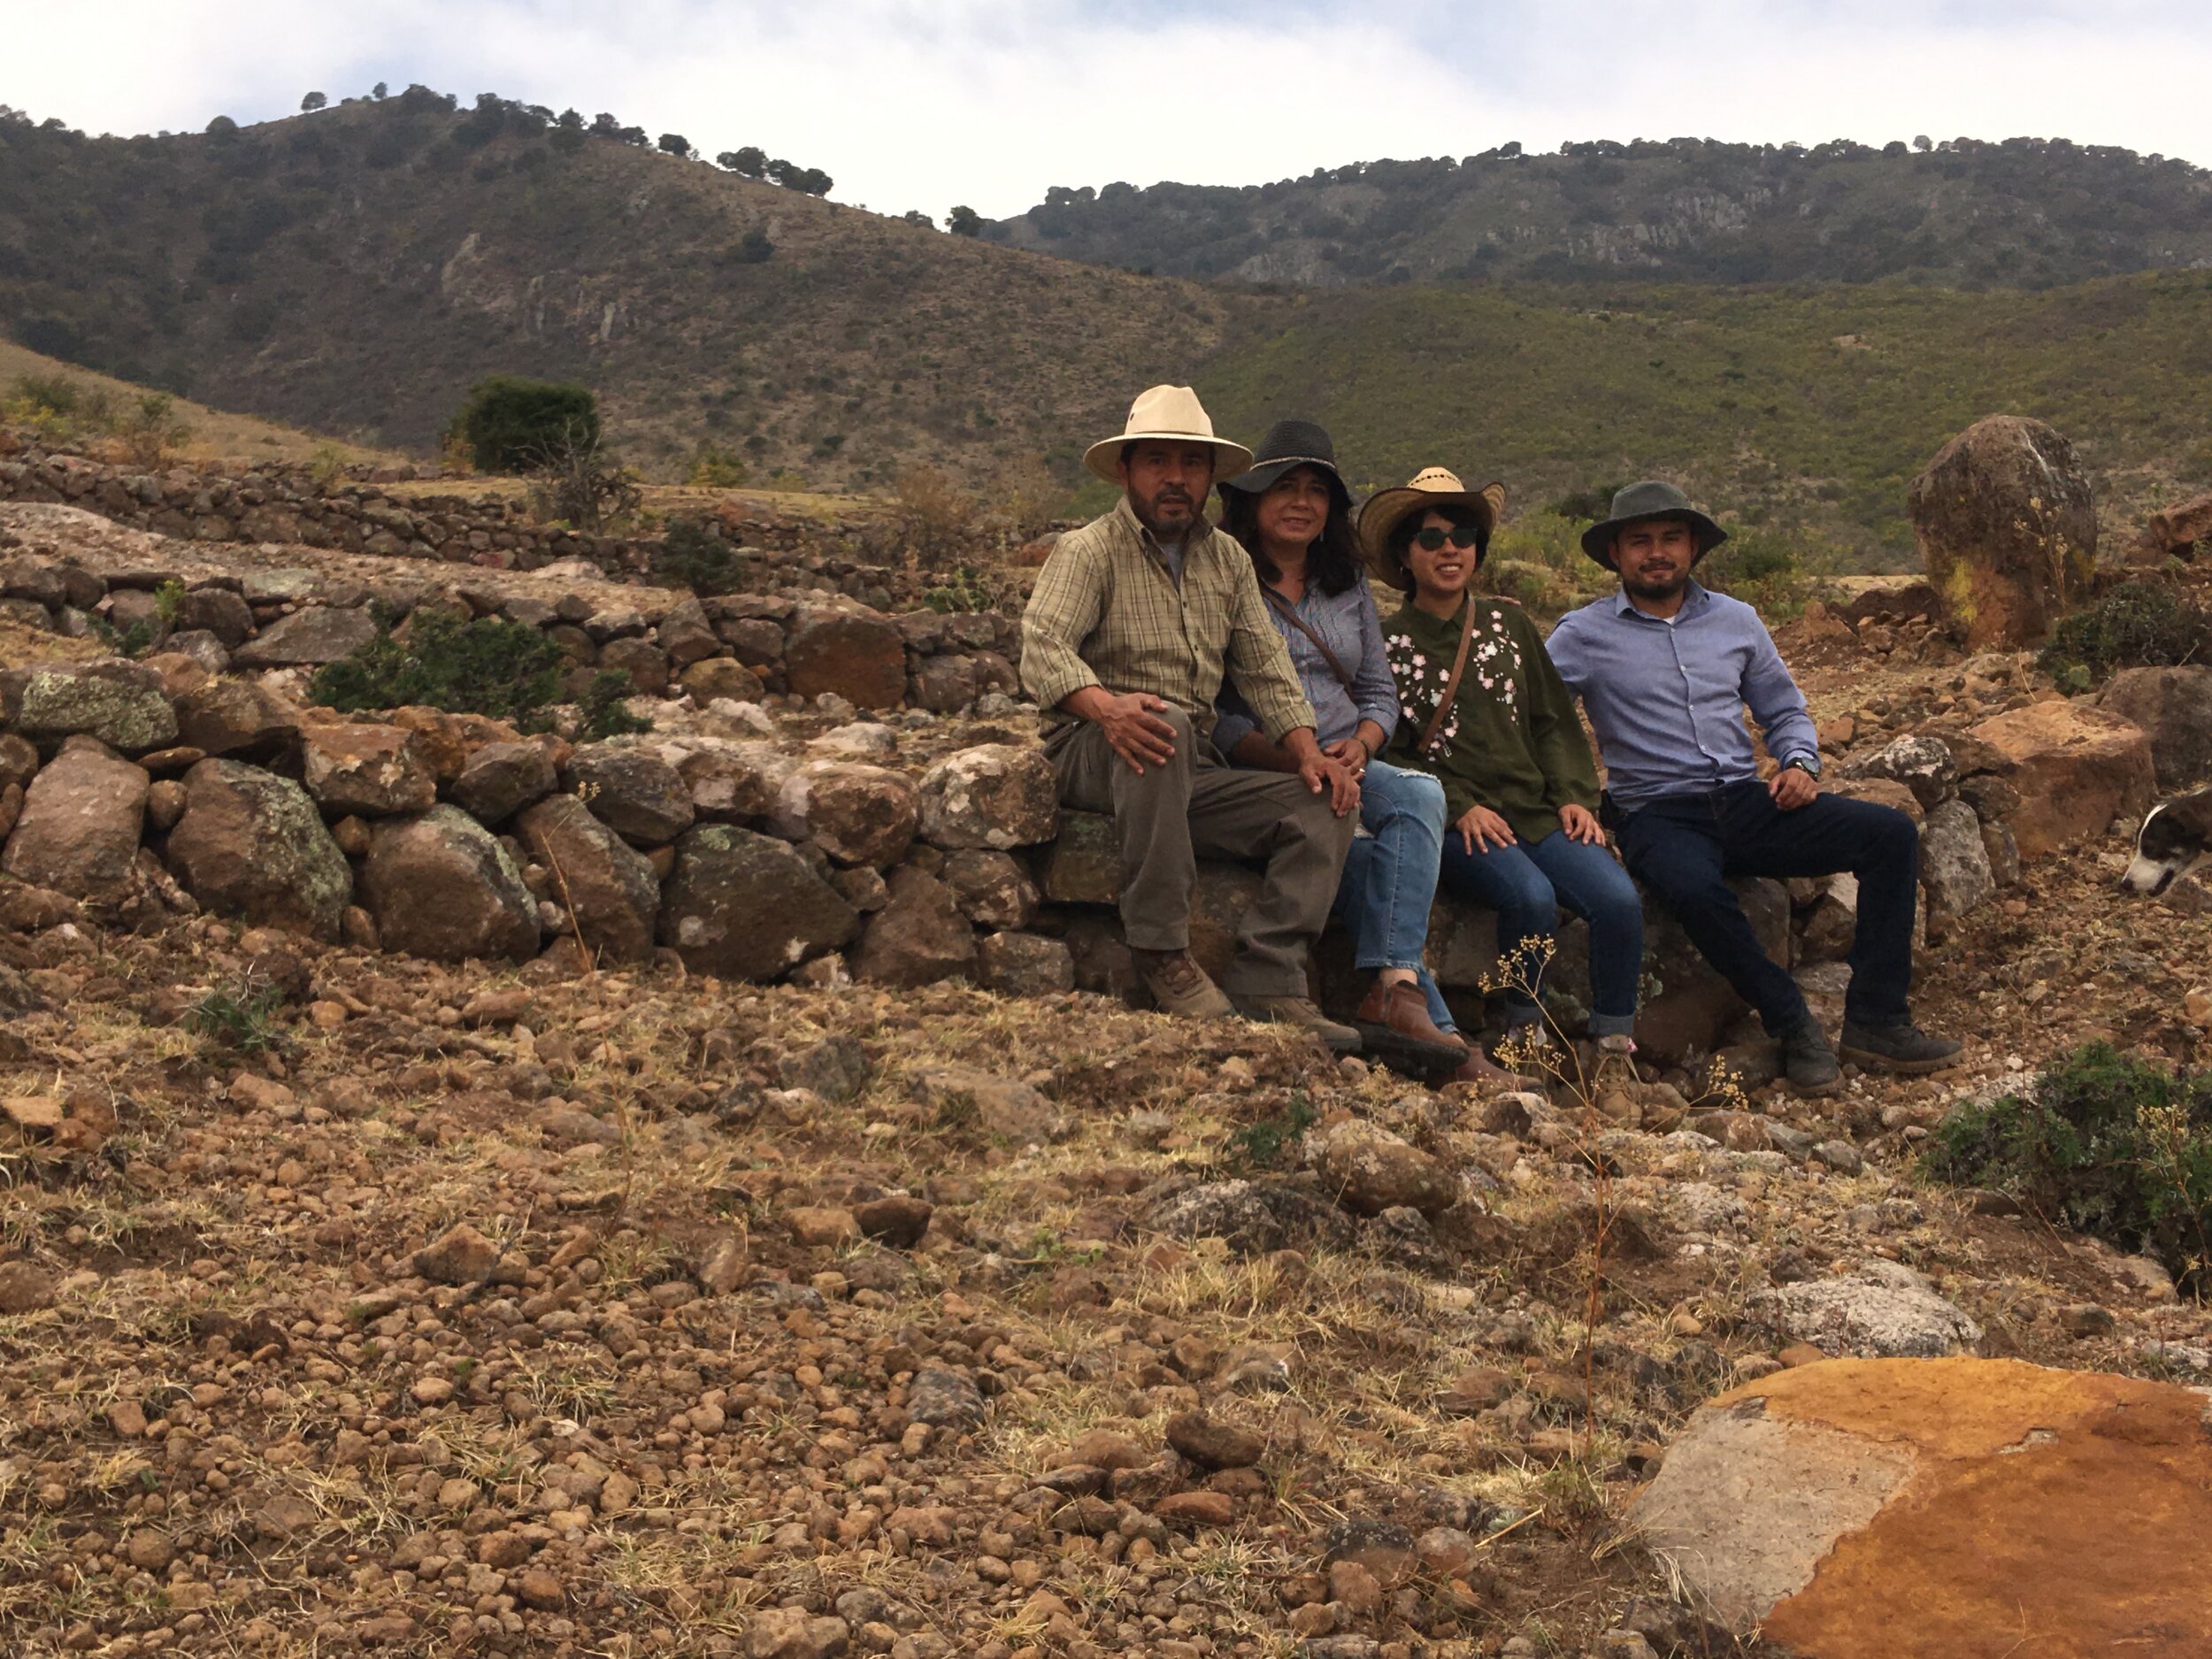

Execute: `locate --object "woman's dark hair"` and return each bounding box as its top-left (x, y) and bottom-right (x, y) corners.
top-left (1387, 502), bottom-right (1490, 572)
top-left (1219, 466), bottom-right (1363, 598)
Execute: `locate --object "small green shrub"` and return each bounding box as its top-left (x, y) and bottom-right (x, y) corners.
top-left (580, 670), bottom-right (653, 740)
top-left (311, 607), bottom-right (565, 722)
top-left (687, 445), bottom-right (749, 488)
top-left (186, 979), bottom-right (287, 1054)
top-left (2039, 582), bottom-right (2210, 690)
top-left (449, 374), bottom-right (599, 473)
top-left (1924, 1043), bottom-right (2212, 1289)
top-left (922, 565), bottom-right (995, 614)
top-left (655, 517), bottom-right (740, 596)
top-left (1229, 1093), bottom-right (1317, 1171)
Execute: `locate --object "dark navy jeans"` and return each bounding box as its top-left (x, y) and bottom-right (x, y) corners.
top-left (1615, 781), bottom-right (1919, 1034)
top-left (1438, 829), bottom-right (1645, 1038)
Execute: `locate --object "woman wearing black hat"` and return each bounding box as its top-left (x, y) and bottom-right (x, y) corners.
top-left (1363, 469), bottom-right (1645, 1059)
top-left (1214, 421), bottom-right (1514, 1084)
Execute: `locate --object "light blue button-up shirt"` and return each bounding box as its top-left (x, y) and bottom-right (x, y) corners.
top-left (1214, 576), bottom-right (1400, 754)
top-left (1544, 582), bottom-right (1820, 810)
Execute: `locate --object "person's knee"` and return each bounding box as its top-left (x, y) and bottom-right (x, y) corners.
top-left (1865, 803), bottom-right (1919, 864)
top-left (1383, 771), bottom-right (1448, 831)
top-left (1589, 864), bottom-right (1647, 930)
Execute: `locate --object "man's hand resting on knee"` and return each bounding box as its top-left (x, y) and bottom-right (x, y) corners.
top-left (1064, 687), bottom-right (1180, 773)
top-left (1770, 764), bottom-right (1820, 811)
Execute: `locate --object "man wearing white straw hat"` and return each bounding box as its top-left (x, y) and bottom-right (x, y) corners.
top-left (1020, 386), bottom-right (1363, 1049)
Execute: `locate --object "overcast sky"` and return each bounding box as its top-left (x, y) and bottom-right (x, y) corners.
top-left (9, 1), bottom-right (2208, 219)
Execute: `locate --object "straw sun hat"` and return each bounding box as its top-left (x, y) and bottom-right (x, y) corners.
top-left (1082, 385), bottom-right (1255, 484)
top-left (1357, 467), bottom-right (1508, 593)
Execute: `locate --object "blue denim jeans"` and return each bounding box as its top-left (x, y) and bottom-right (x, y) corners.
top-left (1437, 828), bottom-right (1644, 1038)
top-left (1332, 761), bottom-right (1447, 975)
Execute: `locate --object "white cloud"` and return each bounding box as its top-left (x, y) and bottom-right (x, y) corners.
top-left (9, 1), bottom-right (2208, 217)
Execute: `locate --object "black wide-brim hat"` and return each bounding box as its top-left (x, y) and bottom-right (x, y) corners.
top-left (1580, 480), bottom-right (1729, 568)
top-left (1219, 418), bottom-right (1350, 503)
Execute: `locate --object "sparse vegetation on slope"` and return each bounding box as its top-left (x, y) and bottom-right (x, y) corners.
top-left (991, 137), bottom-right (2212, 288)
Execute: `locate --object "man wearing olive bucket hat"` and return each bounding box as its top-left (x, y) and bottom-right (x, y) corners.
top-left (1546, 482), bottom-right (1961, 1094)
top-left (1020, 386), bottom-right (1363, 1049)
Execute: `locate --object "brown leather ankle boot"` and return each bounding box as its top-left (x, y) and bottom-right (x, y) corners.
top-left (1354, 978), bottom-right (1457, 1048)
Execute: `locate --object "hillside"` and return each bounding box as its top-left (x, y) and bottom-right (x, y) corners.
top-left (6, 96), bottom-right (2212, 565)
top-left (988, 139), bottom-right (2212, 288)
top-left (0, 94), bottom-right (1233, 490)
top-left (0, 341), bottom-right (403, 469)
top-left (1187, 273), bottom-right (2212, 565)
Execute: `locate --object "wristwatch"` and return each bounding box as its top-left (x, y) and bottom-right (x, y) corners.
top-left (1781, 755), bottom-right (1822, 780)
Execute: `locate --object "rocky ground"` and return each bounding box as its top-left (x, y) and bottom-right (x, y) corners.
top-left (0, 526), bottom-right (2208, 1659)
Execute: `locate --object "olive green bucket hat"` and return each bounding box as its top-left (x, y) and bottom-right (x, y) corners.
top-left (1579, 480), bottom-right (1729, 569)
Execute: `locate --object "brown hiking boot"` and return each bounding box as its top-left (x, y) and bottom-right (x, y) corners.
top-left (1449, 1045), bottom-right (1540, 1091)
top-left (1131, 949), bottom-right (1235, 1020)
top-left (1229, 994), bottom-right (1363, 1054)
top-left (1355, 978), bottom-right (1458, 1048)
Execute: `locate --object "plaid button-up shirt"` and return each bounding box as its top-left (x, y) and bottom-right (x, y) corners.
top-left (1020, 499), bottom-right (1316, 742)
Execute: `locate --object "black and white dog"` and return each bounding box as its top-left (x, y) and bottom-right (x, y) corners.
top-left (2122, 787), bottom-right (2212, 895)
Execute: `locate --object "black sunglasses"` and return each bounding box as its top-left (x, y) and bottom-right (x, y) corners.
top-left (1412, 525), bottom-right (1483, 552)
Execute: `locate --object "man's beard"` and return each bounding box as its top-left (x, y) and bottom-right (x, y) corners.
top-left (1137, 490), bottom-right (1195, 534)
top-left (1622, 566), bottom-right (1689, 600)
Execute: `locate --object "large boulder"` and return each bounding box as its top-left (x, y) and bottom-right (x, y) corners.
top-left (231, 605), bottom-right (379, 667)
top-left (300, 723), bottom-right (437, 818)
top-left (4, 662), bottom-right (177, 755)
top-left (783, 609), bottom-right (905, 709)
top-left (1633, 1357), bottom-right (2212, 1653)
top-left (852, 866), bottom-right (976, 987)
top-left (359, 806), bottom-right (539, 962)
top-left (1967, 703), bottom-right (2156, 859)
top-left (770, 761), bottom-right (918, 868)
top-left (918, 744), bottom-right (1059, 849)
top-left (941, 849), bottom-right (1039, 927)
top-left (1310, 1118), bottom-right (1458, 1217)
top-left (2099, 664), bottom-right (2212, 791)
top-left (673, 740), bottom-right (791, 822)
top-left (1041, 810), bottom-right (1119, 904)
top-left (165, 759), bottom-right (352, 938)
top-left (449, 740), bottom-right (558, 826)
top-left (513, 795), bottom-right (659, 964)
top-left (1917, 799), bottom-right (1995, 919)
top-left (657, 825), bottom-right (860, 979)
top-left (1909, 416), bottom-right (2096, 649)
top-left (1, 738), bottom-right (148, 898)
top-left (1747, 1259), bottom-right (1981, 1358)
top-left (172, 679), bottom-right (300, 760)
top-left (563, 747), bottom-right (696, 846)
top-left (2134, 491), bottom-right (2212, 563)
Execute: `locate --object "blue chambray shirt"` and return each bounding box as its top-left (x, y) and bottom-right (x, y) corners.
top-left (1214, 576), bottom-right (1401, 754)
top-left (1544, 581), bottom-right (1821, 810)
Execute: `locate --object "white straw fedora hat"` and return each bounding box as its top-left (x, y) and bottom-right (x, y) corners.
top-left (1082, 385), bottom-right (1255, 485)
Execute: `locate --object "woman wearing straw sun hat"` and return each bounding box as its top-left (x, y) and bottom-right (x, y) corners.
top-left (1363, 467), bottom-right (1645, 1063)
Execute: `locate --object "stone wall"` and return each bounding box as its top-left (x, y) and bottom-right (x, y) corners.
top-left (0, 429), bottom-right (918, 611)
top-left (0, 506), bottom-right (1019, 717)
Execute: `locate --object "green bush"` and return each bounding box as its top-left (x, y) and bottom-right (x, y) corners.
top-left (922, 565), bottom-right (995, 614)
top-left (449, 374), bottom-right (599, 474)
top-left (2039, 581), bottom-right (2212, 691)
top-left (580, 671), bottom-right (653, 740)
top-left (655, 517), bottom-right (741, 596)
top-left (311, 607), bottom-right (565, 722)
top-left (1924, 1043), bottom-right (2212, 1289)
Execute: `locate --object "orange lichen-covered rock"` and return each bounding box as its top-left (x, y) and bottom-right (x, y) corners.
top-left (1633, 1357), bottom-right (2212, 1657)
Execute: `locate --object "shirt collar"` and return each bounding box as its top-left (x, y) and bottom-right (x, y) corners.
top-left (1612, 580), bottom-right (1711, 620)
top-left (1115, 496), bottom-right (1198, 565)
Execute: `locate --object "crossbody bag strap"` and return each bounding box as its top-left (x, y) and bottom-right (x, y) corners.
top-left (1262, 587), bottom-right (1356, 692)
top-left (1417, 598), bottom-right (1480, 757)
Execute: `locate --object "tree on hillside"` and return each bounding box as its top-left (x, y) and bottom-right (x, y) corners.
top-left (449, 376), bottom-right (601, 474)
top-left (589, 112), bottom-right (620, 138)
top-left (718, 146), bottom-right (766, 178)
top-left (901, 210), bottom-right (934, 228)
top-left (948, 205), bottom-right (981, 237)
top-left (658, 133), bottom-right (695, 158)
top-left (205, 115), bottom-right (239, 142)
top-left (301, 92), bottom-right (327, 112)
top-left (372, 81), bottom-right (388, 99)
